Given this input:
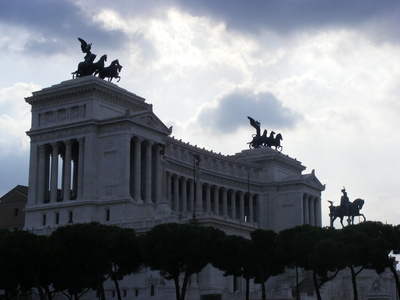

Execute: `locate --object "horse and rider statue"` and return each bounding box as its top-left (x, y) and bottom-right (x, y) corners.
top-left (72, 38), bottom-right (123, 82)
top-left (247, 116), bottom-right (283, 151)
top-left (328, 187), bottom-right (366, 228)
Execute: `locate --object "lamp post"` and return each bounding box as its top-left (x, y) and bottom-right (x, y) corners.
top-left (191, 154), bottom-right (201, 224)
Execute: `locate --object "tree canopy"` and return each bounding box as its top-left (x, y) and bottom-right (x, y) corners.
top-left (1, 221), bottom-right (400, 300)
top-left (139, 223), bottom-right (225, 300)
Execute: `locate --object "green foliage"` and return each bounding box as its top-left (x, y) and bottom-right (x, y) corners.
top-left (139, 223), bottom-right (225, 300)
top-left (250, 229), bottom-right (284, 283)
top-left (50, 222), bottom-right (142, 300)
top-left (0, 229), bottom-right (53, 300)
top-left (212, 234), bottom-right (253, 278)
top-left (140, 223), bottom-right (224, 279)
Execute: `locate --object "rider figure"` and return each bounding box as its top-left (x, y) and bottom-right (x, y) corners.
top-left (340, 187), bottom-right (350, 215)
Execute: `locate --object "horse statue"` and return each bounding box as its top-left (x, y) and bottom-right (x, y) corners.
top-left (97, 59), bottom-right (123, 82)
top-left (91, 54), bottom-right (107, 75)
top-left (265, 133), bottom-right (283, 151)
top-left (328, 198), bottom-right (366, 228)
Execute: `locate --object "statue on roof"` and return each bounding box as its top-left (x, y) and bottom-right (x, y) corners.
top-left (72, 37), bottom-right (123, 82)
top-left (247, 116), bottom-right (283, 151)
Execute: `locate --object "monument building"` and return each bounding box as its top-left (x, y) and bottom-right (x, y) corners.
top-left (24, 76), bottom-right (326, 299)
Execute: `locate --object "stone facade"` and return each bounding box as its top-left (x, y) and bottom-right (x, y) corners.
top-left (24, 77), bottom-right (329, 299)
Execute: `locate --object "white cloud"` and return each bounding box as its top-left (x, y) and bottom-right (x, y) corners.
top-left (0, 83), bottom-right (38, 155)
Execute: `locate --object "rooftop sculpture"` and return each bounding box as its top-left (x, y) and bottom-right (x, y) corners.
top-left (72, 38), bottom-right (123, 82)
top-left (247, 116), bottom-right (283, 151)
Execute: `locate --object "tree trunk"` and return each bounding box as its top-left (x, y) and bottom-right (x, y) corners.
top-left (98, 281), bottom-right (106, 300)
top-left (37, 286), bottom-right (46, 300)
top-left (173, 276), bottom-right (181, 300)
top-left (180, 273), bottom-right (191, 300)
top-left (245, 277), bottom-right (250, 300)
top-left (261, 281), bottom-right (266, 300)
top-left (113, 277), bottom-right (122, 300)
top-left (349, 266), bottom-right (358, 300)
top-left (389, 264), bottom-right (400, 299)
top-left (44, 285), bottom-right (55, 300)
top-left (312, 271), bottom-right (322, 300)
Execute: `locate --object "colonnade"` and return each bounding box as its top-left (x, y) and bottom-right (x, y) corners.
top-left (166, 172), bottom-right (258, 223)
top-left (129, 138), bottom-right (258, 222)
top-left (303, 194), bottom-right (321, 226)
top-left (35, 139), bottom-right (83, 203)
top-left (129, 138), bottom-right (162, 204)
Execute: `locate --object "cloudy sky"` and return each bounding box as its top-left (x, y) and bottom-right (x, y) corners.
top-left (0, 0), bottom-right (399, 227)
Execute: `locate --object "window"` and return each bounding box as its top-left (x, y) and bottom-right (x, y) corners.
top-left (42, 214), bottom-right (47, 226)
top-left (14, 208), bottom-right (19, 216)
top-left (55, 212), bottom-right (60, 225)
top-left (134, 289), bottom-right (139, 297)
top-left (106, 209), bottom-right (110, 221)
top-left (68, 211), bottom-right (73, 223)
top-left (123, 290), bottom-right (127, 297)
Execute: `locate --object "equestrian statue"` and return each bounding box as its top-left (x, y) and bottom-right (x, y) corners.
top-left (72, 38), bottom-right (123, 82)
top-left (247, 116), bottom-right (283, 151)
top-left (328, 187), bottom-right (366, 228)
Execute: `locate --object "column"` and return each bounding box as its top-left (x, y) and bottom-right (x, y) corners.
top-left (173, 175), bottom-right (180, 212)
top-left (134, 137), bottom-right (142, 202)
top-left (249, 193), bottom-right (254, 223)
top-left (230, 190), bottom-right (236, 219)
top-left (181, 177), bottom-right (187, 213)
top-left (63, 140), bottom-right (72, 201)
top-left (37, 144), bottom-right (47, 203)
top-left (77, 138), bottom-right (84, 199)
top-left (50, 143), bottom-right (59, 202)
top-left (166, 172), bottom-right (172, 205)
top-left (205, 184), bottom-right (211, 213)
top-left (213, 186), bottom-right (219, 215)
top-left (145, 141), bottom-right (153, 203)
top-left (222, 188), bottom-right (228, 217)
top-left (154, 142), bottom-right (162, 204)
top-left (309, 196), bottom-right (315, 226)
top-left (239, 191), bottom-right (245, 221)
top-left (303, 194), bottom-right (309, 225)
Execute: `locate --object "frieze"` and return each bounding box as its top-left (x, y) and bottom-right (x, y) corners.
top-left (98, 121), bottom-right (132, 134)
top-left (28, 124), bottom-right (97, 143)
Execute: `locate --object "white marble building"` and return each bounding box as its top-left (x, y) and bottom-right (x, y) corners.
top-left (24, 76), bottom-right (330, 299)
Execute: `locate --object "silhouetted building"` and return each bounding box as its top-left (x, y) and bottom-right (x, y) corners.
top-left (0, 185), bottom-right (28, 230)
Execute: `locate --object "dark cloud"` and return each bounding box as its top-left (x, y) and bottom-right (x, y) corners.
top-left (173, 0), bottom-right (399, 41)
top-left (0, 0), bottom-right (128, 55)
top-left (197, 89), bottom-right (302, 134)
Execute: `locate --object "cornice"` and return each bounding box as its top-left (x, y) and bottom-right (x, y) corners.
top-left (26, 77), bottom-right (150, 113)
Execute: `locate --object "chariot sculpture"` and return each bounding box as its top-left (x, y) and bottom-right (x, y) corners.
top-left (72, 38), bottom-right (123, 82)
top-left (247, 116), bottom-right (283, 151)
